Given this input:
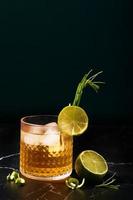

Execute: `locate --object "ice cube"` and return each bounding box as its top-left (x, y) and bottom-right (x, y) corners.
top-left (42, 122), bottom-right (60, 146)
top-left (23, 132), bottom-right (42, 145)
top-left (23, 122), bottom-right (62, 148)
top-left (43, 122), bottom-right (59, 132)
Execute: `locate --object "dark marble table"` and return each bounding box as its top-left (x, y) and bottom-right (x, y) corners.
top-left (0, 122), bottom-right (133, 200)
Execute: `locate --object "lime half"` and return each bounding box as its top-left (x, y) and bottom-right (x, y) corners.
top-left (75, 150), bottom-right (108, 183)
top-left (58, 105), bottom-right (88, 136)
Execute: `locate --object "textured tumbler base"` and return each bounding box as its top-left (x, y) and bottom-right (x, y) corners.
top-left (20, 168), bottom-right (72, 181)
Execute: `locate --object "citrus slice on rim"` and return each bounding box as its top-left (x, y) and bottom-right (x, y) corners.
top-left (58, 105), bottom-right (88, 136)
top-left (75, 150), bottom-right (108, 183)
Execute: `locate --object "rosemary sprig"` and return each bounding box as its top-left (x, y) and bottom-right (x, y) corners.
top-left (95, 173), bottom-right (120, 190)
top-left (72, 69), bottom-right (105, 106)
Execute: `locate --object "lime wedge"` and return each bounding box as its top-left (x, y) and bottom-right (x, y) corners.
top-left (75, 150), bottom-right (108, 183)
top-left (58, 106), bottom-right (89, 136)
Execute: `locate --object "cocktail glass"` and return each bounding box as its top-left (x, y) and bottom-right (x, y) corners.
top-left (20, 115), bottom-right (73, 181)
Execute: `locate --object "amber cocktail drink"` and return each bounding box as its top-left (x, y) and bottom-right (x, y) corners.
top-left (20, 115), bottom-right (73, 181)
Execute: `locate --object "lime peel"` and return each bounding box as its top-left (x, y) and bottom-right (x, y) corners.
top-left (65, 177), bottom-right (85, 190)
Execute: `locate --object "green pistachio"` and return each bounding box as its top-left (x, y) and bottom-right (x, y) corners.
top-left (15, 177), bottom-right (25, 186)
top-left (10, 171), bottom-right (19, 181)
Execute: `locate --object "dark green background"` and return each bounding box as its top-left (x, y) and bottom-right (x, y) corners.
top-left (0, 0), bottom-right (131, 123)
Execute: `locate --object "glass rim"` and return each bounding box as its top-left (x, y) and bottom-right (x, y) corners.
top-left (21, 114), bottom-right (57, 127)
